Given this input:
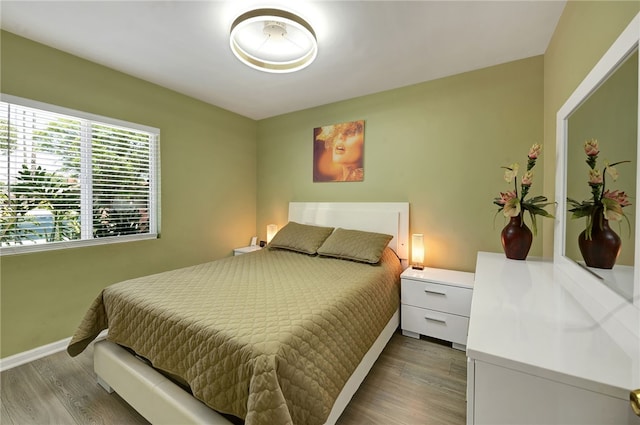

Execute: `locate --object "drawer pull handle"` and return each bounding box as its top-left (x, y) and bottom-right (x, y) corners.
top-left (424, 316), bottom-right (446, 324)
top-left (424, 289), bottom-right (447, 296)
top-left (631, 389), bottom-right (640, 416)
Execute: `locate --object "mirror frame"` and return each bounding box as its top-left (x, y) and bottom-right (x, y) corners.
top-left (555, 12), bottom-right (640, 338)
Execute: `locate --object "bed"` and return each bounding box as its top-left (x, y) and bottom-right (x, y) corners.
top-left (67, 202), bottom-right (409, 425)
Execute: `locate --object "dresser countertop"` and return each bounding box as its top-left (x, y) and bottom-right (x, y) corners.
top-left (468, 251), bottom-right (639, 400)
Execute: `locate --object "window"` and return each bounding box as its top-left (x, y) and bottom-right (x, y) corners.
top-left (1, 95), bottom-right (159, 254)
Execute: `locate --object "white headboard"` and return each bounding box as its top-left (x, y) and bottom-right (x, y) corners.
top-left (288, 202), bottom-right (409, 260)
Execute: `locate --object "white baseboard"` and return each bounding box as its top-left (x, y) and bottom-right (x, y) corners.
top-left (0, 330), bottom-right (108, 372)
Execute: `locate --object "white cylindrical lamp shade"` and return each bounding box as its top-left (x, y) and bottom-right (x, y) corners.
top-left (411, 233), bottom-right (424, 270)
top-left (266, 224), bottom-right (278, 243)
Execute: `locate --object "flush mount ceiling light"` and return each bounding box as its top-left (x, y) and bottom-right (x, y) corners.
top-left (229, 8), bottom-right (318, 73)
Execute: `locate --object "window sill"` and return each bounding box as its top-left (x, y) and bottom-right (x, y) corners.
top-left (0, 233), bottom-right (158, 256)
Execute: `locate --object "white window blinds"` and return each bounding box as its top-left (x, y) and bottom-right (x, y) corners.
top-left (0, 95), bottom-right (159, 254)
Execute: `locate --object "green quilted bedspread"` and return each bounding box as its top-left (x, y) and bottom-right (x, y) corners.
top-left (68, 247), bottom-right (401, 425)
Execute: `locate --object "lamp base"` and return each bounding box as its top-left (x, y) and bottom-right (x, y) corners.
top-left (412, 265), bottom-right (424, 270)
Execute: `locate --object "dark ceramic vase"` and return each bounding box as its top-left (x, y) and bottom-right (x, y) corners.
top-left (578, 207), bottom-right (621, 269)
top-left (501, 215), bottom-right (533, 260)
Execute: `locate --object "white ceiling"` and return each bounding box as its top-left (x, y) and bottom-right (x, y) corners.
top-left (1, 1), bottom-right (566, 120)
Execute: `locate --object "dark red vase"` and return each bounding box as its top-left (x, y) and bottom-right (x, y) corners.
top-left (501, 215), bottom-right (533, 260)
top-left (578, 207), bottom-right (621, 269)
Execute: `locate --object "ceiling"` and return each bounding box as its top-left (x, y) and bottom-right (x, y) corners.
top-left (1, 1), bottom-right (566, 120)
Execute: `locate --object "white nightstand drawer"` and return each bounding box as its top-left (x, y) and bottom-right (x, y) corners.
top-left (401, 278), bottom-right (472, 316)
top-left (401, 304), bottom-right (470, 346)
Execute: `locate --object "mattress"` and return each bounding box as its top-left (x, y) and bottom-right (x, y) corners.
top-left (67, 247), bottom-right (402, 425)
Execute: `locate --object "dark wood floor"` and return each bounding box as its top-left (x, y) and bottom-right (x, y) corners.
top-left (1, 332), bottom-right (467, 425)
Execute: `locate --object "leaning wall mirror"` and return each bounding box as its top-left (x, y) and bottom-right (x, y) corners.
top-left (565, 49), bottom-right (638, 301)
top-left (555, 12), bottom-right (640, 335)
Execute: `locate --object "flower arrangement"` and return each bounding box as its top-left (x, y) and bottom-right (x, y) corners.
top-left (493, 144), bottom-right (554, 235)
top-left (567, 139), bottom-right (631, 240)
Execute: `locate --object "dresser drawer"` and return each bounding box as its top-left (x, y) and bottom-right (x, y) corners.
top-left (401, 278), bottom-right (472, 317)
top-left (401, 304), bottom-right (470, 346)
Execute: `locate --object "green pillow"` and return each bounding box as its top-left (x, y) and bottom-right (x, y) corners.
top-left (317, 228), bottom-right (393, 264)
top-left (268, 221), bottom-right (334, 254)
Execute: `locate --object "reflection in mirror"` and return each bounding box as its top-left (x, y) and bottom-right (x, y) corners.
top-left (565, 49), bottom-right (638, 302)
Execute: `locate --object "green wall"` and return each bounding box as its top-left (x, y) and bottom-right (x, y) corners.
top-left (3, 1), bottom-right (639, 358)
top-left (0, 32), bottom-right (258, 357)
top-left (255, 0), bottom-right (640, 273)
top-left (257, 56), bottom-right (545, 273)
top-left (542, 1), bottom-right (640, 257)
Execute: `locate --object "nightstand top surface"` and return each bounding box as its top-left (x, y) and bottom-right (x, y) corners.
top-left (401, 267), bottom-right (474, 288)
top-left (234, 245), bottom-right (262, 253)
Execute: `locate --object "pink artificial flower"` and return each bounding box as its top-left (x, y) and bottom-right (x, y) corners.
top-left (528, 144), bottom-right (542, 159)
top-left (497, 191), bottom-right (517, 205)
top-left (521, 171), bottom-right (533, 186)
top-left (602, 190), bottom-right (630, 222)
top-left (584, 139), bottom-right (599, 157)
top-left (496, 191), bottom-right (521, 217)
top-left (588, 169), bottom-right (602, 185)
top-left (603, 189), bottom-right (631, 207)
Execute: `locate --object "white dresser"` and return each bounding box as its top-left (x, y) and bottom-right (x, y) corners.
top-left (467, 252), bottom-right (640, 424)
top-left (400, 267), bottom-right (474, 350)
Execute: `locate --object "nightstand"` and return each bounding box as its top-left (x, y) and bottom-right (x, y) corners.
top-left (233, 245), bottom-right (262, 256)
top-left (400, 267), bottom-right (474, 350)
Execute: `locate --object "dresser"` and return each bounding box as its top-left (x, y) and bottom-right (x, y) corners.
top-left (467, 252), bottom-right (640, 424)
top-left (400, 267), bottom-right (474, 350)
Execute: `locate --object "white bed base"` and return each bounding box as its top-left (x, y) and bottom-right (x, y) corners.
top-left (95, 309), bottom-right (399, 425)
top-left (94, 201), bottom-right (409, 424)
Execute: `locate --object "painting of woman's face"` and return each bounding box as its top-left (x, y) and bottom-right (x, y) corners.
top-left (313, 120), bottom-right (365, 182)
top-left (332, 127), bottom-right (364, 165)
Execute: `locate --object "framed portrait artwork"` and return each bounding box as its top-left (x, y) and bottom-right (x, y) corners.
top-left (313, 120), bottom-right (365, 182)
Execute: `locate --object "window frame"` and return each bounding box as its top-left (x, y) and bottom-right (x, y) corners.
top-left (0, 94), bottom-right (161, 256)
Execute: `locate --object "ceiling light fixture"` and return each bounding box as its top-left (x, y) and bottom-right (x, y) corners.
top-left (229, 8), bottom-right (318, 73)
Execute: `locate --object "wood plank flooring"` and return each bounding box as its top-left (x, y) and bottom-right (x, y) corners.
top-left (1, 332), bottom-right (467, 425)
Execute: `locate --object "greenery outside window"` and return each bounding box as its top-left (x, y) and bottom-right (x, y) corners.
top-left (1, 95), bottom-right (160, 254)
